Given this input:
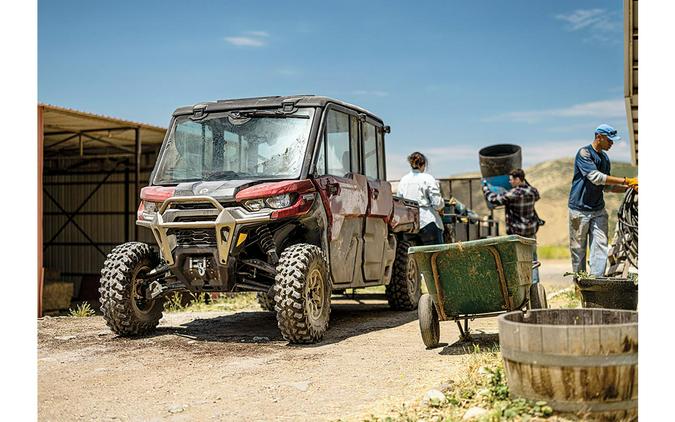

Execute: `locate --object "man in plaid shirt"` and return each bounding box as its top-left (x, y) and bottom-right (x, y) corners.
top-left (482, 168), bottom-right (541, 283)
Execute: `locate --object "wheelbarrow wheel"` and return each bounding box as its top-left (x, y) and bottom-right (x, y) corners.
top-left (529, 283), bottom-right (548, 309)
top-left (418, 294), bottom-right (440, 348)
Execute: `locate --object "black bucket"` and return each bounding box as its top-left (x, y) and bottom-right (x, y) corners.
top-left (575, 277), bottom-right (638, 310)
top-left (478, 144), bottom-right (522, 178)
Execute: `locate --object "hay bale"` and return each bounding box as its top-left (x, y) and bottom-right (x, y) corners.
top-left (42, 281), bottom-right (74, 311)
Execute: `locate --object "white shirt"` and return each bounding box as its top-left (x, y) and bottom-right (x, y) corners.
top-left (397, 170), bottom-right (444, 230)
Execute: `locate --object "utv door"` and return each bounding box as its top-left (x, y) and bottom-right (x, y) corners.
top-left (313, 108), bottom-right (368, 287)
top-left (361, 122), bottom-right (396, 284)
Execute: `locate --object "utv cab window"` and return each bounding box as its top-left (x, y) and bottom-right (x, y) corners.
top-left (153, 108), bottom-right (315, 184)
top-left (321, 109), bottom-right (352, 177)
top-left (376, 127), bottom-right (385, 180)
top-left (363, 122), bottom-right (378, 180)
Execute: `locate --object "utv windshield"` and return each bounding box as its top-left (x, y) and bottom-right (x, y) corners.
top-left (153, 108), bottom-right (315, 184)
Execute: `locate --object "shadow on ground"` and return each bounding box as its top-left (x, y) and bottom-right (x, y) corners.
top-left (144, 297), bottom-right (418, 347)
top-left (438, 332), bottom-right (500, 355)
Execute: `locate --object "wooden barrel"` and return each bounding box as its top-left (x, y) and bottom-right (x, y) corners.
top-left (498, 309), bottom-right (637, 421)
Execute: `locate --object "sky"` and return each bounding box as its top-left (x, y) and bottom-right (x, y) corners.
top-left (38, 0), bottom-right (631, 179)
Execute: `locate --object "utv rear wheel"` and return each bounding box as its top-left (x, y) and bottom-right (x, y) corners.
top-left (273, 244), bottom-right (331, 344)
top-left (99, 242), bottom-right (164, 336)
top-left (256, 289), bottom-right (276, 312)
top-left (386, 240), bottom-right (421, 310)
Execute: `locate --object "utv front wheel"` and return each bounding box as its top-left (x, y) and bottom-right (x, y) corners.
top-left (386, 240), bottom-right (421, 310)
top-left (273, 244), bottom-right (331, 344)
top-left (99, 242), bottom-right (164, 336)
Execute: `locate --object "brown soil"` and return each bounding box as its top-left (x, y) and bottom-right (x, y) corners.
top-left (38, 266), bottom-right (571, 422)
top-left (38, 296), bottom-right (498, 422)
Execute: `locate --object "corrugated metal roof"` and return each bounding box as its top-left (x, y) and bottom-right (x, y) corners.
top-left (40, 103), bottom-right (167, 154)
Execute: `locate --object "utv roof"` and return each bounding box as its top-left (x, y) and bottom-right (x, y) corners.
top-left (172, 95), bottom-right (384, 125)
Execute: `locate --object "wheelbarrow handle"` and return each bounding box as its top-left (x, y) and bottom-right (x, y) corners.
top-left (532, 261), bottom-right (541, 270)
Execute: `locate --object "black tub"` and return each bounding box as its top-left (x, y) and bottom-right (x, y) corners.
top-left (478, 144), bottom-right (522, 178)
top-left (575, 277), bottom-right (638, 310)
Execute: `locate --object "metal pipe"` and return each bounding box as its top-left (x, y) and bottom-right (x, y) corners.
top-left (44, 242), bottom-right (120, 247)
top-left (45, 126), bottom-right (140, 136)
top-left (79, 132), bottom-right (137, 153)
top-left (124, 166), bottom-right (130, 242)
top-left (44, 211), bottom-right (135, 215)
top-left (44, 153), bottom-right (137, 160)
top-left (38, 105), bottom-right (44, 318)
top-left (44, 133), bottom-right (80, 150)
top-left (134, 127), bottom-right (141, 240)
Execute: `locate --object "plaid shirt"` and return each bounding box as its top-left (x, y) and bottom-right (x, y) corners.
top-left (482, 183), bottom-right (540, 237)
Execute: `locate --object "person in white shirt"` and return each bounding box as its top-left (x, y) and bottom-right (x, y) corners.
top-left (397, 152), bottom-right (445, 245)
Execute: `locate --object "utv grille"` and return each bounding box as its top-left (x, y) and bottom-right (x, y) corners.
top-left (173, 216), bottom-right (217, 223)
top-left (173, 229), bottom-right (217, 247)
top-left (169, 215), bottom-right (218, 247)
top-left (171, 203), bottom-right (216, 210)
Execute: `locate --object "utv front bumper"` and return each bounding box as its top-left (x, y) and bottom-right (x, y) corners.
top-left (138, 196), bottom-right (271, 266)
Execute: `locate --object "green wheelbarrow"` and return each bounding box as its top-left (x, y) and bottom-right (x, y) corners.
top-left (409, 235), bottom-right (547, 348)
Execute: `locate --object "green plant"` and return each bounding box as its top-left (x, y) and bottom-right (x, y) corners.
top-left (563, 271), bottom-right (593, 279)
top-left (559, 289), bottom-right (581, 308)
top-left (68, 302), bottom-right (95, 317)
top-left (164, 292), bottom-right (185, 312)
top-left (164, 291), bottom-right (258, 313)
top-left (363, 345), bottom-right (567, 421)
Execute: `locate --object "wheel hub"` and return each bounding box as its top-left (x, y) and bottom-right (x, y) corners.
top-left (406, 258), bottom-right (419, 294)
top-left (306, 268), bottom-right (325, 322)
top-left (131, 265), bottom-right (155, 315)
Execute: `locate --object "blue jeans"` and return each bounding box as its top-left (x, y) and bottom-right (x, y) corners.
top-left (419, 223), bottom-right (444, 245)
top-left (568, 208), bottom-right (609, 276)
top-left (531, 235), bottom-right (540, 284)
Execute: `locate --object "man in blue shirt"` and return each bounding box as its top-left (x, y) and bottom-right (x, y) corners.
top-left (568, 124), bottom-right (637, 276)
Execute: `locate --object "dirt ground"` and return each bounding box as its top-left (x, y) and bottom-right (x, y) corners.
top-left (38, 260), bottom-right (572, 422)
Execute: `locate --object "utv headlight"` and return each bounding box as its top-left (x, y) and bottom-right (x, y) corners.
top-left (144, 201), bottom-right (158, 213)
top-left (243, 198), bottom-right (266, 212)
top-left (265, 194), bottom-right (292, 209)
top-left (138, 200), bottom-right (160, 221)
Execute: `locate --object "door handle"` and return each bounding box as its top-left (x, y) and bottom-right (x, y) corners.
top-left (327, 182), bottom-right (341, 197)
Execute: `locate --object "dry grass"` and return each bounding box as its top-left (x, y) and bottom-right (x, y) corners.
top-left (164, 292), bottom-right (258, 313)
top-left (358, 346), bottom-right (575, 422)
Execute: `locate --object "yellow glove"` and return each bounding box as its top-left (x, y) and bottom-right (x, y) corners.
top-left (625, 177), bottom-right (638, 191)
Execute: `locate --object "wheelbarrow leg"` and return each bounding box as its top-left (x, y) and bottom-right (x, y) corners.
top-left (456, 318), bottom-right (471, 341)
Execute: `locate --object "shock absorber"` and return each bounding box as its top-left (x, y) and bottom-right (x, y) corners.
top-left (256, 225), bottom-right (279, 264)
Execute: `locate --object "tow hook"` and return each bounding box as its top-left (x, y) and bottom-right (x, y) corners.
top-left (147, 279), bottom-right (185, 300)
top-left (145, 264), bottom-right (170, 281)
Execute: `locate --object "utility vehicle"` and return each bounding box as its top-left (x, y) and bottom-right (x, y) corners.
top-left (99, 95), bottom-right (420, 343)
